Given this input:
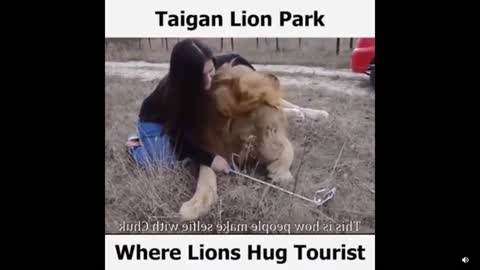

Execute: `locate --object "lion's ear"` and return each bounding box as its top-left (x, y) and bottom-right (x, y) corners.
top-left (267, 73), bottom-right (281, 92)
top-left (266, 73), bottom-right (279, 81)
top-left (216, 62), bottom-right (233, 73)
top-left (212, 72), bottom-right (233, 87)
top-left (212, 63), bottom-right (231, 86)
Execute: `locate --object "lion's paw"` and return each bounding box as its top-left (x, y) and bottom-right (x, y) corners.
top-left (179, 200), bottom-right (201, 221)
top-left (179, 192), bottom-right (217, 221)
top-left (301, 108), bottom-right (329, 120)
top-left (270, 170), bottom-right (294, 184)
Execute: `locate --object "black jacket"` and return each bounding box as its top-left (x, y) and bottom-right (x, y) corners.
top-left (138, 53), bottom-right (254, 166)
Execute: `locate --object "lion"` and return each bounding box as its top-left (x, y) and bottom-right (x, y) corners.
top-left (178, 63), bottom-right (295, 221)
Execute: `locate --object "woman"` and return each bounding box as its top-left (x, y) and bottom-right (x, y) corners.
top-left (126, 39), bottom-right (255, 173)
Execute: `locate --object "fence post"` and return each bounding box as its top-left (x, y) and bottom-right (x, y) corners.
top-left (336, 38), bottom-right (340, 55)
top-left (148, 38), bottom-right (152, 49)
top-left (275, 38), bottom-right (280, 52)
top-left (256, 38), bottom-right (259, 49)
top-left (220, 38), bottom-right (224, 51)
top-left (165, 38), bottom-right (169, 51)
top-left (161, 38), bottom-right (164, 48)
top-left (298, 38), bottom-right (302, 48)
top-left (349, 38), bottom-right (353, 49)
top-left (230, 38), bottom-right (234, 51)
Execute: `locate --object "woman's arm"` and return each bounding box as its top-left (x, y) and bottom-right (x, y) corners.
top-left (175, 135), bottom-right (215, 167)
top-left (175, 133), bottom-right (230, 173)
top-left (214, 53), bottom-right (255, 70)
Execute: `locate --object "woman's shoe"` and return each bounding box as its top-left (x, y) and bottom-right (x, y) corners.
top-left (126, 135), bottom-right (140, 147)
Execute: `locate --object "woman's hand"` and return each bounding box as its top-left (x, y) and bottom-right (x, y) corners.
top-left (211, 155), bottom-right (231, 174)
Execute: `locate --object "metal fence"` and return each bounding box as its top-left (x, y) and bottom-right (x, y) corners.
top-left (105, 38), bottom-right (357, 55)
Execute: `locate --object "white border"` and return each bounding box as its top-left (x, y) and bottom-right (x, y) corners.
top-left (105, 0), bottom-right (375, 37)
top-left (106, 234), bottom-right (375, 269)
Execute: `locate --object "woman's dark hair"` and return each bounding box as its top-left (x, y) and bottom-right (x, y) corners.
top-left (159, 39), bottom-right (214, 138)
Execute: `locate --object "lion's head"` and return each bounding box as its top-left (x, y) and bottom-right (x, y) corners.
top-left (211, 63), bottom-right (283, 118)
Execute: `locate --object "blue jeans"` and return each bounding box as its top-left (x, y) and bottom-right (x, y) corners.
top-left (129, 121), bottom-right (176, 167)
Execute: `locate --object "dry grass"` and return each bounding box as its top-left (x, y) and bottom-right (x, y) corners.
top-left (105, 70), bottom-right (375, 234)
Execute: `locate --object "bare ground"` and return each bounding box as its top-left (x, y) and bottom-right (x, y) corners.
top-left (105, 61), bottom-right (375, 234)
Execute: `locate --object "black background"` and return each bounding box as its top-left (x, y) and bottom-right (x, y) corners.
top-left (3, 1), bottom-right (475, 268)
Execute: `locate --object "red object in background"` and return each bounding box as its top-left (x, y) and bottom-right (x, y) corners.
top-left (352, 38), bottom-right (375, 73)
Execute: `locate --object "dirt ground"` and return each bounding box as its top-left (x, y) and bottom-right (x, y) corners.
top-left (105, 61), bottom-right (375, 234)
